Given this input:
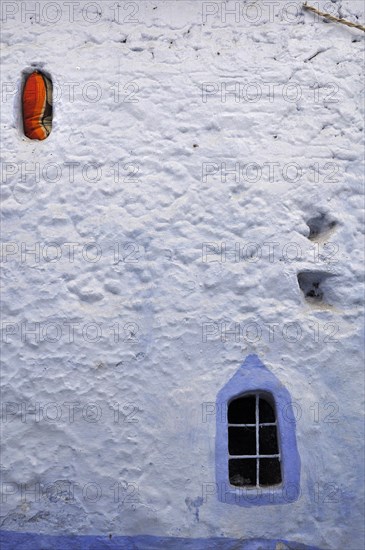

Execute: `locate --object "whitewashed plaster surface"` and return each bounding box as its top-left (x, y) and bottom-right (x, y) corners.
top-left (0, 1), bottom-right (364, 548)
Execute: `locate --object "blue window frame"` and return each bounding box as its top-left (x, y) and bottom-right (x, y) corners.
top-left (216, 354), bottom-right (301, 506)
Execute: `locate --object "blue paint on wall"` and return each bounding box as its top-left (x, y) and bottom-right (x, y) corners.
top-left (0, 531), bottom-right (323, 550)
top-left (215, 354), bottom-right (301, 506)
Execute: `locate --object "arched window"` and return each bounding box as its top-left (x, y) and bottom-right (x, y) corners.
top-left (228, 393), bottom-right (282, 487)
top-left (216, 355), bottom-right (300, 506)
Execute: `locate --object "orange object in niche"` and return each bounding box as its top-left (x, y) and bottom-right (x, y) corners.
top-left (22, 71), bottom-right (53, 140)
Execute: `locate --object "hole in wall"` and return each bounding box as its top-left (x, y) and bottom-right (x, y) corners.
top-left (297, 271), bottom-right (335, 305)
top-left (307, 213), bottom-right (336, 241)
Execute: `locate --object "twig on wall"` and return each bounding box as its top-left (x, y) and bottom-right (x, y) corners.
top-left (303, 2), bottom-right (365, 32)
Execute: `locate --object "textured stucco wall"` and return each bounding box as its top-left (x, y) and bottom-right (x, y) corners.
top-left (1, 1), bottom-right (364, 548)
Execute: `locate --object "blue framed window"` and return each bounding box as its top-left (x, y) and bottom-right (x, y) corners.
top-left (216, 355), bottom-right (301, 506)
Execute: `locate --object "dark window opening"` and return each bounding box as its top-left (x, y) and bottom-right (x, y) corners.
top-left (228, 394), bottom-right (282, 487)
top-left (228, 396), bottom-right (256, 424)
top-left (228, 427), bottom-right (256, 455)
top-left (229, 458), bottom-right (257, 486)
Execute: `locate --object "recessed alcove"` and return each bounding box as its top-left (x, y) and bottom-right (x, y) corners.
top-left (307, 213), bottom-right (337, 241)
top-left (297, 270), bottom-right (335, 305)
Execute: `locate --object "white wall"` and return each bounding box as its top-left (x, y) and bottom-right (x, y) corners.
top-left (1, 1), bottom-right (364, 548)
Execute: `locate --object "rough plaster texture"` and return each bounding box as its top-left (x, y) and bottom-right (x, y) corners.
top-left (1, 0), bottom-right (364, 548)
